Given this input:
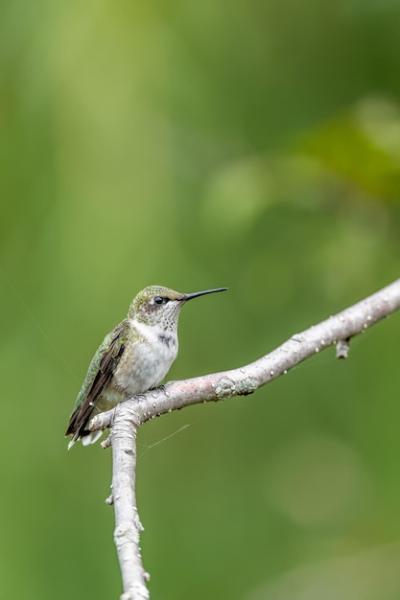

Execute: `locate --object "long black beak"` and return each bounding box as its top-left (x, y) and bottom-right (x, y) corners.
top-left (182, 287), bottom-right (228, 302)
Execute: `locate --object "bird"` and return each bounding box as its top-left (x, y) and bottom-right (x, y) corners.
top-left (65, 285), bottom-right (227, 448)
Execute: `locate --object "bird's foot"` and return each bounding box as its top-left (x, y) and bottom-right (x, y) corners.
top-left (149, 384), bottom-right (167, 393)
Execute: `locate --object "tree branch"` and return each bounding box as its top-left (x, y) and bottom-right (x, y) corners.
top-left (111, 407), bottom-right (149, 600)
top-left (90, 278), bottom-right (400, 599)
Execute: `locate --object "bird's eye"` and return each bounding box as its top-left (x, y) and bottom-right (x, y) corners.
top-left (154, 296), bottom-right (166, 305)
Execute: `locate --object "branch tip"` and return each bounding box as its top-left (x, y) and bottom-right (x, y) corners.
top-left (101, 435), bottom-right (112, 449)
top-left (336, 338), bottom-right (351, 359)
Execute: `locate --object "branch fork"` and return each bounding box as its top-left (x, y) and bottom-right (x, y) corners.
top-left (89, 279), bottom-right (400, 599)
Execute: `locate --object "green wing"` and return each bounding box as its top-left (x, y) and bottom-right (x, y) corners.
top-left (65, 320), bottom-right (128, 441)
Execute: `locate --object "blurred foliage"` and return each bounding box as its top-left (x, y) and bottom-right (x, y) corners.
top-left (1, 1), bottom-right (400, 599)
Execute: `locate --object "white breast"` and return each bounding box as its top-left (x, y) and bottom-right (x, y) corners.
top-left (113, 319), bottom-right (178, 396)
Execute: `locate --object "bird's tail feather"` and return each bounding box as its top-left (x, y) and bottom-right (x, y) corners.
top-left (67, 430), bottom-right (102, 449)
top-left (81, 430), bottom-right (103, 446)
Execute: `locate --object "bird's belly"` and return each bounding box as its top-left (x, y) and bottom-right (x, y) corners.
top-left (112, 339), bottom-right (177, 397)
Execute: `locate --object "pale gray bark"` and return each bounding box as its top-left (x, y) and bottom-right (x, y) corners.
top-left (90, 278), bottom-right (400, 599)
top-left (111, 409), bottom-right (149, 600)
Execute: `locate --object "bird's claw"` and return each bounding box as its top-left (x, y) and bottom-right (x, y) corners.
top-left (149, 384), bottom-right (167, 393)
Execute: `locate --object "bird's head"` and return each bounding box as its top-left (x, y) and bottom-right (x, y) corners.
top-left (128, 285), bottom-right (227, 331)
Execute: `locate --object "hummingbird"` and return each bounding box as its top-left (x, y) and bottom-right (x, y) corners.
top-left (65, 285), bottom-right (227, 448)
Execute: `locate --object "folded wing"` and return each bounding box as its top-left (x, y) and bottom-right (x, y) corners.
top-left (65, 320), bottom-right (128, 444)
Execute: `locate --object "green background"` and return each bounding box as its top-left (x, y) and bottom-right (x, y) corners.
top-left (1, 1), bottom-right (400, 598)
